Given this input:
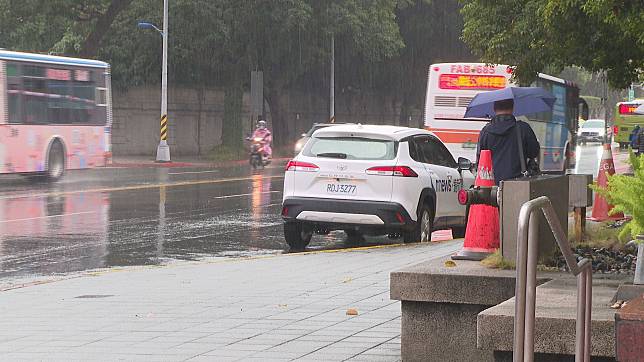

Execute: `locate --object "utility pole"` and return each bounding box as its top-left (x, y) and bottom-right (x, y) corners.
top-left (156, 0), bottom-right (171, 162)
top-left (330, 35), bottom-right (335, 123)
top-left (602, 71), bottom-right (610, 145)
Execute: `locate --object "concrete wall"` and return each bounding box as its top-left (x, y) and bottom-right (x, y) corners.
top-left (111, 86), bottom-right (422, 156)
top-left (111, 87), bottom-right (227, 156)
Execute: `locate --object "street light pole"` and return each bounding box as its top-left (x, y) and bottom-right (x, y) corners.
top-left (156, 0), bottom-right (171, 162)
top-left (330, 35), bottom-right (335, 123)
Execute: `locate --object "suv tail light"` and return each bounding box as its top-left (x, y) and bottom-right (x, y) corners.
top-left (366, 166), bottom-right (418, 177)
top-left (285, 160), bottom-right (319, 172)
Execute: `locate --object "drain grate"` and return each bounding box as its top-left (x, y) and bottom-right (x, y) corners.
top-left (74, 294), bottom-right (114, 299)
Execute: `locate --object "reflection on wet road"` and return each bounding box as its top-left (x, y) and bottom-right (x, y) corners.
top-left (0, 164), bottom-right (398, 283)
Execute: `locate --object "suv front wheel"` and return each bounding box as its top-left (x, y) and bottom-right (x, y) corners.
top-left (284, 222), bottom-right (313, 251)
top-left (404, 204), bottom-right (433, 243)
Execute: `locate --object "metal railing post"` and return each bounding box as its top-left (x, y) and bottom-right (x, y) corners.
top-left (584, 268), bottom-right (592, 361)
top-left (513, 203), bottom-right (531, 362)
top-left (513, 196), bottom-right (592, 362)
top-left (524, 211), bottom-right (540, 362)
top-left (576, 268), bottom-right (587, 362)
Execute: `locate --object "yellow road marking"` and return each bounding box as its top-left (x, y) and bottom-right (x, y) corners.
top-left (0, 175), bottom-right (285, 200)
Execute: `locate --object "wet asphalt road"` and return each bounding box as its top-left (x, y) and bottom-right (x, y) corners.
top-left (0, 145), bottom-right (611, 284)
top-left (0, 161), bottom-right (399, 284)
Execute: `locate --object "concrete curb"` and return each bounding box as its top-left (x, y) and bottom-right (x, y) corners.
top-left (107, 157), bottom-right (290, 169)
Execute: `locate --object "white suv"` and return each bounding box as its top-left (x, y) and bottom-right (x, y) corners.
top-left (281, 124), bottom-right (475, 250)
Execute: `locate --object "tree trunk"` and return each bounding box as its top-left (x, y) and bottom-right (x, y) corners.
top-left (399, 92), bottom-right (416, 128)
top-left (79, 0), bottom-right (134, 58)
top-left (196, 86), bottom-right (204, 155)
top-left (265, 86), bottom-right (289, 148)
top-left (222, 84), bottom-right (244, 153)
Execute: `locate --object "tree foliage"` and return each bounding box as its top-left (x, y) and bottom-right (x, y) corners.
top-left (461, 0), bottom-right (644, 88)
top-left (0, 0), bottom-right (474, 146)
top-left (0, 0), bottom-right (133, 56)
top-left (593, 151), bottom-right (644, 241)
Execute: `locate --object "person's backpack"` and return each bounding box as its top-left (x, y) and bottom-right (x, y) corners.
top-left (515, 124), bottom-right (541, 177)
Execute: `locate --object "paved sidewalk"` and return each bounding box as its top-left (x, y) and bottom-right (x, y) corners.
top-left (0, 240), bottom-right (461, 361)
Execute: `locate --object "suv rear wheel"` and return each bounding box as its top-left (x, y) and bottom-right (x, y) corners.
top-left (284, 222), bottom-right (312, 251)
top-left (404, 204), bottom-right (433, 243)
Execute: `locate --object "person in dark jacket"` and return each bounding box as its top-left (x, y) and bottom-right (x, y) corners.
top-left (630, 125), bottom-right (641, 149)
top-left (476, 99), bottom-right (540, 185)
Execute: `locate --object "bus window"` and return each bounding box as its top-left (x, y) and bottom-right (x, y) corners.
top-left (48, 78), bottom-right (71, 124)
top-left (7, 62), bottom-right (22, 124)
top-left (22, 65), bottom-right (48, 124)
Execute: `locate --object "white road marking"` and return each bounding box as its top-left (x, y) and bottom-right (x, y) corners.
top-left (0, 211), bottom-right (96, 223)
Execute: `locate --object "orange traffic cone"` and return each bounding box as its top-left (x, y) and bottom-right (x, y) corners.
top-left (452, 150), bottom-right (500, 261)
top-left (588, 144), bottom-right (626, 221)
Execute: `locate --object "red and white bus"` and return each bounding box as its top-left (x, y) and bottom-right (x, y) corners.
top-left (424, 63), bottom-right (583, 173)
top-left (424, 63), bottom-right (512, 162)
top-left (0, 50), bottom-right (112, 180)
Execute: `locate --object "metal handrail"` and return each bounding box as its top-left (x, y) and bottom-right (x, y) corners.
top-left (513, 196), bottom-right (592, 362)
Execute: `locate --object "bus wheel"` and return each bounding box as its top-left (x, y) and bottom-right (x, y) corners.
top-left (47, 141), bottom-right (65, 181)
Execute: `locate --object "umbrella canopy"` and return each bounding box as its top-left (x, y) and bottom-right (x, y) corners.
top-left (635, 104), bottom-right (644, 115)
top-left (464, 87), bottom-right (557, 118)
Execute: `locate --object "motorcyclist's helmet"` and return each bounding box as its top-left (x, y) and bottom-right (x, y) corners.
top-left (257, 120), bottom-right (267, 129)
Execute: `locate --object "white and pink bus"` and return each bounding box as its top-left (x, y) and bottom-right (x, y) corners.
top-left (0, 50), bottom-right (112, 180)
top-left (425, 63), bottom-right (584, 173)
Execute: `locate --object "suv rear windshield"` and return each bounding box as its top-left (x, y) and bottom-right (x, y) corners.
top-left (581, 120), bottom-right (604, 128)
top-left (303, 137), bottom-right (397, 160)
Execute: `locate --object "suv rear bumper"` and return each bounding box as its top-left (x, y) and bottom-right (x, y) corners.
top-left (282, 197), bottom-right (414, 231)
top-left (578, 135), bottom-right (603, 142)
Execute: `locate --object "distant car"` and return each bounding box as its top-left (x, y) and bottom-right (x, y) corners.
top-left (281, 124), bottom-right (475, 250)
top-left (577, 119), bottom-right (607, 144)
top-left (294, 123), bottom-right (346, 155)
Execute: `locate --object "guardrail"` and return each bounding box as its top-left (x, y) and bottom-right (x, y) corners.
top-left (513, 196), bottom-right (593, 362)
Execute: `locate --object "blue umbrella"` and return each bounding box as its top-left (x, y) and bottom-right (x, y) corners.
top-left (464, 87), bottom-right (557, 118)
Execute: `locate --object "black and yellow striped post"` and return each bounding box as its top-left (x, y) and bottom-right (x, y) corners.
top-left (160, 114), bottom-right (168, 141)
top-left (156, 113), bottom-right (171, 162)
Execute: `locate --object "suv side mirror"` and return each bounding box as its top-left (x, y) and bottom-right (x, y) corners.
top-left (458, 157), bottom-right (473, 171)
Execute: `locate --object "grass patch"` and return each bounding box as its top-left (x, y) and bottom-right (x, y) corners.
top-left (481, 250), bottom-right (515, 270)
top-left (481, 251), bottom-right (558, 272)
top-left (207, 144), bottom-right (245, 162)
top-left (568, 221), bottom-right (625, 250)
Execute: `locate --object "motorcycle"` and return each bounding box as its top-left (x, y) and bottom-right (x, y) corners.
top-left (247, 136), bottom-right (271, 169)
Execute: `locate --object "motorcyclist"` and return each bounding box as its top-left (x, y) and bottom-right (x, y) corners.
top-left (251, 120), bottom-right (272, 159)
